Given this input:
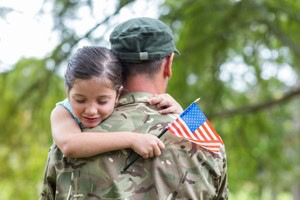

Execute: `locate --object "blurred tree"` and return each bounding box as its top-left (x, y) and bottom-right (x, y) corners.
top-left (161, 0), bottom-right (300, 199)
top-left (0, 0), bottom-right (299, 199)
top-left (0, 1), bottom-right (135, 199)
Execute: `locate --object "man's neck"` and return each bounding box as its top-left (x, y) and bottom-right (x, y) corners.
top-left (124, 75), bottom-right (166, 94)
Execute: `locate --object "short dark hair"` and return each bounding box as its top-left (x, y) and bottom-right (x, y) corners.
top-left (121, 57), bottom-right (167, 79)
top-left (65, 46), bottom-right (122, 92)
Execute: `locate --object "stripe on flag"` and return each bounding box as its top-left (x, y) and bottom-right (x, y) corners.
top-left (167, 102), bottom-right (224, 153)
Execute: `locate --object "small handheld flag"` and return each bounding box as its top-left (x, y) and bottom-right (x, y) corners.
top-left (167, 98), bottom-right (223, 153)
top-left (122, 98), bottom-right (223, 171)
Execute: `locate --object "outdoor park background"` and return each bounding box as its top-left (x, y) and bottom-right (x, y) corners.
top-left (0, 0), bottom-right (299, 199)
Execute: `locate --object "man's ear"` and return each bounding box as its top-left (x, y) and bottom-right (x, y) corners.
top-left (115, 86), bottom-right (123, 105)
top-left (164, 53), bottom-right (174, 78)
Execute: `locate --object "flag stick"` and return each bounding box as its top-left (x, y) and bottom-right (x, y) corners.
top-left (122, 128), bottom-right (168, 172)
top-left (194, 97), bottom-right (201, 103)
top-left (157, 128), bottom-right (168, 138)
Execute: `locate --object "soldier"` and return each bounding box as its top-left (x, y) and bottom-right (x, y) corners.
top-left (40, 17), bottom-right (228, 199)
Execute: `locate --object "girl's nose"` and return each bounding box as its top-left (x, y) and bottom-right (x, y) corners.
top-left (85, 104), bottom-right (97, 115)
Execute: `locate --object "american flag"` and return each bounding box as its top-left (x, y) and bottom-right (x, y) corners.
top-left (167, 100), bottom-right (224, 153)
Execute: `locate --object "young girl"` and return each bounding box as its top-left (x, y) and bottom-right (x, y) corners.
top-left (51, 46), bottom-right (183, 159)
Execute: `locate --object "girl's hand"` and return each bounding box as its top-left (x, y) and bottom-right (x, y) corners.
top-left (148, 94), bottom-right (183, 114)
top-left (130, 133), bottom-right (165, 159)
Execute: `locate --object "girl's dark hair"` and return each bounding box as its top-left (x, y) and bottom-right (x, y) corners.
top-left (65, 46), bottom-right (123, 92)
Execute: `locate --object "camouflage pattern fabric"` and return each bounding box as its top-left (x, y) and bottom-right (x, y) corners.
top-left (40, 92), bottom-right (228, 200)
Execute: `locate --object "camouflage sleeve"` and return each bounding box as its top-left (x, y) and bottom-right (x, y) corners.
top-left (39, 145), bottom-right (56, 200)
top-left (214, 145), bottom-right (229, 200)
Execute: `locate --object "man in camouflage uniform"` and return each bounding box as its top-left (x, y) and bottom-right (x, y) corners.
top-left (40, 17), bottom-right (228, 199)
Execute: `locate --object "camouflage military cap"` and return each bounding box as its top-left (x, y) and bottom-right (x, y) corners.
top-left (110, 17), bottom-right (180, 63)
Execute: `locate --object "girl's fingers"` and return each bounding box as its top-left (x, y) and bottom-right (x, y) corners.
top-left (159, 106), bottom-right (176, 114)
top-left (157, 140), bottom-right (165, 150)
top-left (148, 149), bottom-right (154, 158)
top-left (149, 94), bottom-right (171, 105)
top-left (142, 153), bottom-right (149, 159)
top-left (148, 96), bottom-right (162, 105)
top-left (156, 100), bottom-right (171, 108)
top-left (153, 145), bottom-right (161, 156)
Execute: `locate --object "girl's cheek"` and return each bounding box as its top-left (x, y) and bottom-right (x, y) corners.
top-left (72, 104), bottom-right (82, 115)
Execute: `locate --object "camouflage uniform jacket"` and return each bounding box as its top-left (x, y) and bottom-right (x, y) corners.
top-left (40, 92), bottom-right (228, 200)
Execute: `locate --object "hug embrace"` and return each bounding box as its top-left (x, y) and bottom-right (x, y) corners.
top-left (40, 17), bottom-right (228, 200)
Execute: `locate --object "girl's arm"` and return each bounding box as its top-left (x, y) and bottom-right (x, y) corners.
top-left (148, 93), bottom-right (183, 114)
top-left (51, 106), bottom-right (165, 158)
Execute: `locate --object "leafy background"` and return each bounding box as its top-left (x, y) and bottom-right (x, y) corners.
top-left (0, 0), bottom-right (299, 199)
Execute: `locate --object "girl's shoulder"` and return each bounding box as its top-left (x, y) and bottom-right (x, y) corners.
top-left (56, 98), bottom-right (81, 125)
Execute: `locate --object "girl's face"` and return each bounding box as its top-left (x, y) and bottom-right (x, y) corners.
top-left (68, 76), bottom-right (119, 128)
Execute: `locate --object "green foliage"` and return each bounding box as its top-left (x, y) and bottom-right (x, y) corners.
top-left (162, 0), bottom-right (300, 198)
top-left (0, 58), bottom-right (65, 199)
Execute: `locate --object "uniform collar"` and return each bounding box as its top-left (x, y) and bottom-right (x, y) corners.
top-left (117, 92), bottom-right (153, 107)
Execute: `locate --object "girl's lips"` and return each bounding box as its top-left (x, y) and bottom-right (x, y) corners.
top-left (83, 117), bottom-right (99, 121)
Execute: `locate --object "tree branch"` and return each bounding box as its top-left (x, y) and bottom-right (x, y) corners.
top-left (210, 87), bottom-right (300, 119)
top-left (49, 3), bottom-right (126, 70)
top-left (11, 1), bottom-right (133, 111)
top-left (263, 20), bottom-right (300, 56)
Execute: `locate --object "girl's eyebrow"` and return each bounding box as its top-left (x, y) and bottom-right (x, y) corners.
top-left (97, 94), bottom-right (112, 98)
top-left (72, 94), bottom-right (112, 98)
top-left (72, 94), bottom-right (85, 97)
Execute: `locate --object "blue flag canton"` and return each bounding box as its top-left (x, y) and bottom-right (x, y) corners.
top-left (180, 103), bottom-right (207, 132)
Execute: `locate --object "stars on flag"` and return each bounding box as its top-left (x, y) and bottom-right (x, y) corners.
top-left (167, 102), bottom-right (224, 153)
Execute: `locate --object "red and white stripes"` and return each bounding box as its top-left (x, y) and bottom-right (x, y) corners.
top-left (168, 118), bottom-right (223, 153)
